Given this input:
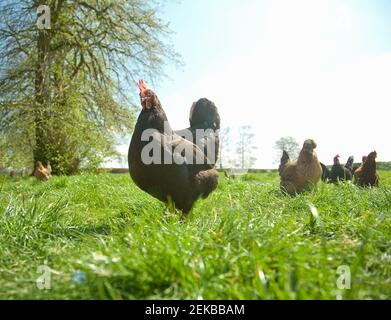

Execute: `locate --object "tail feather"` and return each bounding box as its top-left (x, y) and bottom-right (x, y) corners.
top-left (279, 150), bottom-right (290, 174)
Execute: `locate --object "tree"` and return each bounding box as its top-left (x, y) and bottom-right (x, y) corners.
top-left (235, 125), bottom-right (257, 169)
top-left (274, 136), bottom-right (300, 163)
top-left (0, 0), bottom-right (178, 174)
top-left (217, 127), bottom-right (231, 169)
top-left (0, 134), bottom-right (33, 170)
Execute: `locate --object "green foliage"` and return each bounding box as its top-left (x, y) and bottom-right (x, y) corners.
top-left (377, 162), bottom-right (391, 170)
top-left (0, 0), bottom-right (178, 173)
top-left (0, 171), bottom-right (390, 299)
top-left (0, 131), bottom-right (33, 170)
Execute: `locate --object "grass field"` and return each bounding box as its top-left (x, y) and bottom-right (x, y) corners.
top-left (0, 171), bottom-right (390, 299)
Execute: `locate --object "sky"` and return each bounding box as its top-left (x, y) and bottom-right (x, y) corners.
top-left (113, 0), bottom-right (391, 169)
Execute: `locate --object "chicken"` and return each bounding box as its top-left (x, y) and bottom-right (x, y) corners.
top-left (279, 139), bottom-right (322, 195)
top-left (175, 98), bottom-right (220, 166)
top-left (128, 80), bottom-right (219, 216)
top-left (353, 151), bottom-right (379, 187)
top-left (329, 155), bottom-right (352, 183)
top-left (344, 156), bottom-right (354, 175)
top-left (353, 155), bottom-right (367, 174)
top-left (320, 162), bottom-right (331, 182)
top-left (34, 161), bottom-right (51, 181)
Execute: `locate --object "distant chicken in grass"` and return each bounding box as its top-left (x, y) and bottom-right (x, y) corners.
top-left (329, 155), bottom-right (353, 183)
top-left (279, 139), bottom-right (322, 195)
top-left (344, 156), bottom-right (354, 175)
top-left (354, 151), bottom-right (379, 187)
top-left (34, 161), bottom-right (51, 181)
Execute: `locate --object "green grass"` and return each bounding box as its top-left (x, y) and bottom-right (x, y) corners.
top-left (0, 171), bottom-right (390, 299)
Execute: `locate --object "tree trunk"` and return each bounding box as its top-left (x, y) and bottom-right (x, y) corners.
top-left (33, 1), bottom-right (65, 170)
top-left (34, 24), bottom-right (50, 165)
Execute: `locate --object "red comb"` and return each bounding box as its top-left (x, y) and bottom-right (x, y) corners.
top-left (137, 79), bottom-right (148, 92)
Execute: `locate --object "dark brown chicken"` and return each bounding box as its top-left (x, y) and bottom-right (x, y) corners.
top-left (128, 80), bottom-right (219, 216)
top-left (353, 151), bottom-right (379, 187)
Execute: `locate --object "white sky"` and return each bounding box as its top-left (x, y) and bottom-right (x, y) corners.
top-left (110, 0), bottom-right (391, 169)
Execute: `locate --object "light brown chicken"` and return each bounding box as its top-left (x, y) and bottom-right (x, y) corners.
top-left (34, 161), bottom-right (51, 181)
top-left (279, 139), bottom-right (322, 195)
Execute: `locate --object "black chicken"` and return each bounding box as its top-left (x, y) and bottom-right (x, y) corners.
top-left (320, 162), bottom-right (331, 182)
top-left (329, 155), bottom-right (352, 183)
top-left (344, 156), bottom-right (354, 175)
top-left (175, 98), bottom-right (220, 166)
top-left (128, 80), bottom-right (219, 216)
